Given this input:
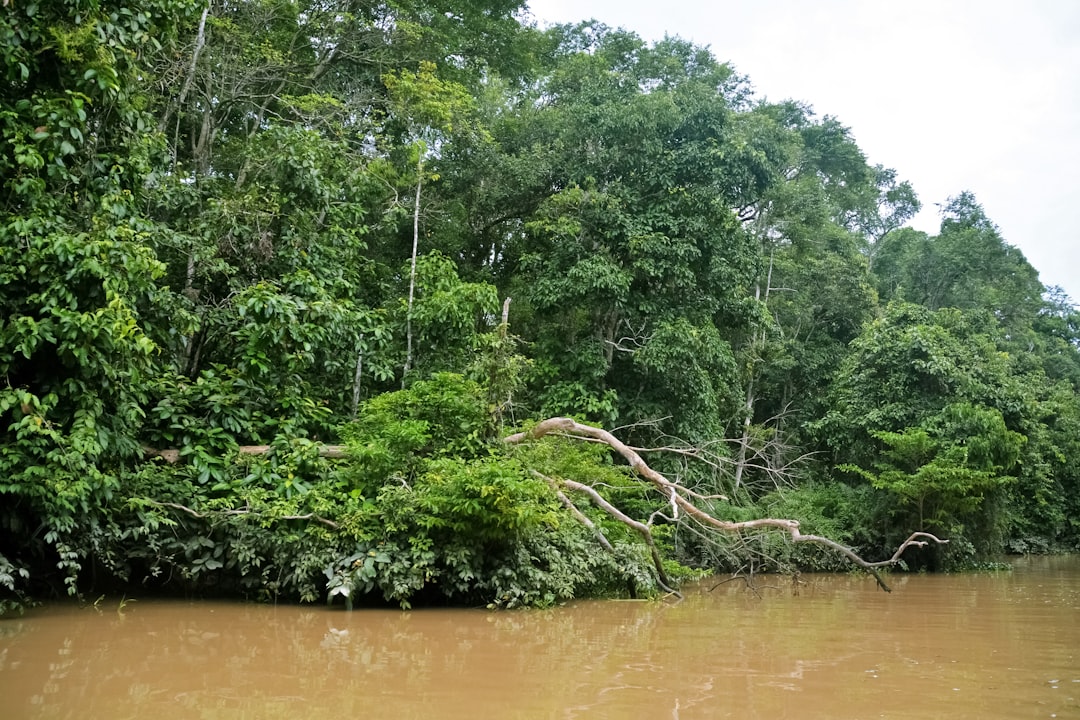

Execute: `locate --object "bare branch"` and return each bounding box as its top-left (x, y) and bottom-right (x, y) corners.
top-left (610, 415), bottom-right (672, 435)
top-left (867, 532), bottom-right (951, 568)
top-left (558, 478), bottom-right (680, 598)
top-left (624, 420), bottom-right (816, 494)
top-left (531, 471), bottom-right (613, 552)
top-left (160, 2), bottom-right (209, 135)
top-left (602, 318), bottom-right (653, 355)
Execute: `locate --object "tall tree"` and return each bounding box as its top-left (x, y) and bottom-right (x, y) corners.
top-left (728, 103), bottom-right (888, 493)
top-left (447, 27), bottom-right (778, 439)
top-left (812, 301), bottom-right (1080, 559)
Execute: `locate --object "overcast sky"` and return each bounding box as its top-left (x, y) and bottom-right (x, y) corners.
top-left (525, 0), bottom-right (1080, 304)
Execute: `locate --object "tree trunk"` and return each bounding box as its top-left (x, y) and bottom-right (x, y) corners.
top-left (734, 247), bottom-right (775, 491)
top-left (351, 335), bottom-right (364, 419)
top-left (402, 155), bottom-right (422, 385)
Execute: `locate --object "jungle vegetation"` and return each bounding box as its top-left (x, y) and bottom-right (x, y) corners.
top-left (2, 0), bottom-right (1078, 613)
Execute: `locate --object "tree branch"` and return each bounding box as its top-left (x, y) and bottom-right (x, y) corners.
top-left (559, 477), bottom-right (679, 597)
top-left (531, 471), bottom-right (614, 552)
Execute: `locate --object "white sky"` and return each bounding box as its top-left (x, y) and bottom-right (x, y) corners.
top-left (525, 0), bottom-right (1080, 304)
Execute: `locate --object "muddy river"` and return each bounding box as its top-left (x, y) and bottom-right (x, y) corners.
top-left (1, 556), bottom-right (1076, 719)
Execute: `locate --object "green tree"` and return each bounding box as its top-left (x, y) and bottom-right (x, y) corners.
top-left (842, 404), bottom-right (1023, 535)
top-left (726, 102), bottom-right (890, 494)
top-left (815, 302), bottom-right (1078, 561)
top-left (472, 27), bottom-right (772, 439)
top-left (873, 192), bottom-right (1042, 326)
top-left (1, 0), bottom-right (195, 594)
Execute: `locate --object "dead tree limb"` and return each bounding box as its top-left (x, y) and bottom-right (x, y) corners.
top-left (506, 417), bottom-right (948, 593)
top-left (531, 471), bottom-right (614, 553)
top-left (530, 471), bottom-right (680, 597)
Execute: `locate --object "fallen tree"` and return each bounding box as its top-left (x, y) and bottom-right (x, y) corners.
top-left (504, 417), bottom-right (948, 593)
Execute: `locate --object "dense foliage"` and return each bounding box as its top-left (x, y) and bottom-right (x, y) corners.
top-left (3, 0), bottom-right (1078, 612)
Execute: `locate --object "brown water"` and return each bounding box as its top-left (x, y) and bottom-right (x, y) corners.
top-left (1, 556), bottom-right (1077, 720)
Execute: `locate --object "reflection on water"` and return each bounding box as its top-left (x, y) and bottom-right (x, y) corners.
top-left (1, 556), bottom-right (1077, 719)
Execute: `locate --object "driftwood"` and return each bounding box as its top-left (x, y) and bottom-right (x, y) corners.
top-left (505, 417), bottom-right (948, 593)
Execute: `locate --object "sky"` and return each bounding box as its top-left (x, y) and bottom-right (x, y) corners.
top-left (524, 0), bottom-right (1080, 304)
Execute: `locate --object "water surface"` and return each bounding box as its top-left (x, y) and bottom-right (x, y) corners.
top-left (1, 556), bottom-right (1076, 719)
